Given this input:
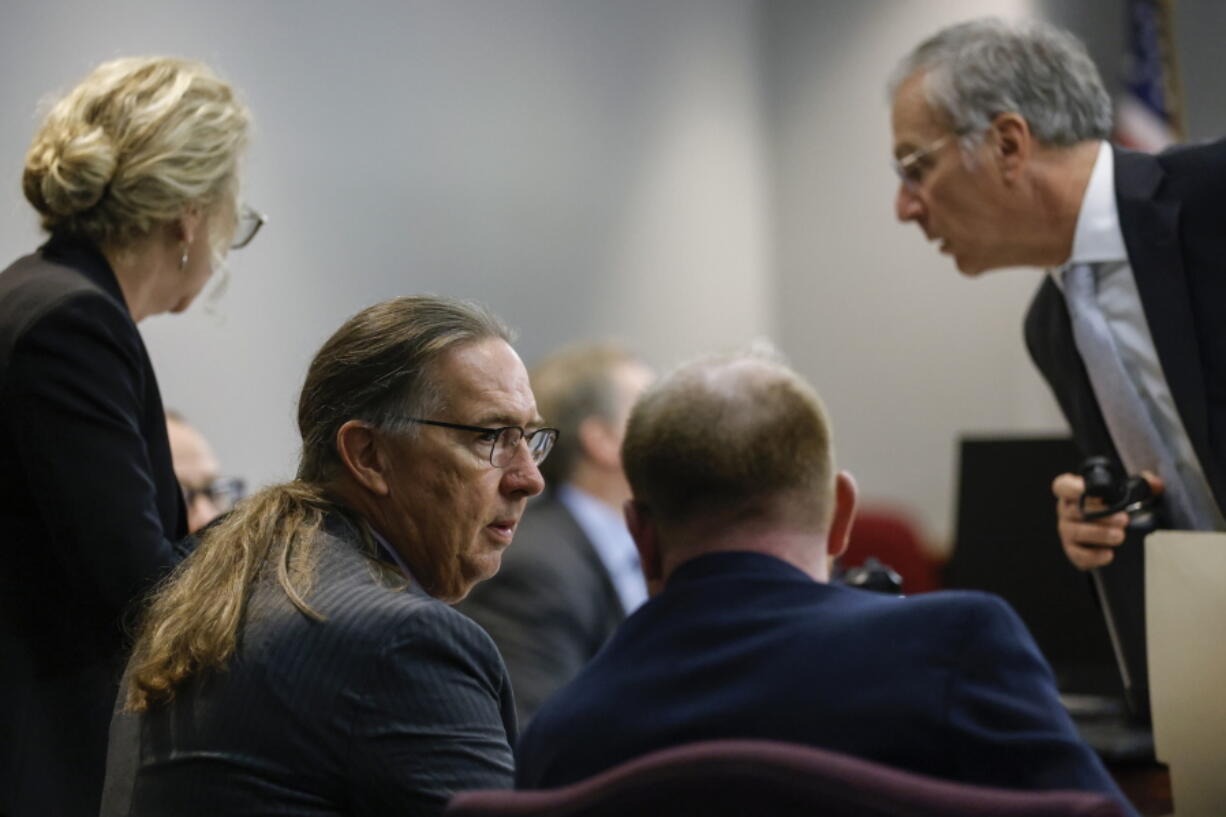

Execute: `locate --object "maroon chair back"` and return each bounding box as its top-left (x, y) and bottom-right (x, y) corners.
top-left (446, 740), bottom-right (1130, 817)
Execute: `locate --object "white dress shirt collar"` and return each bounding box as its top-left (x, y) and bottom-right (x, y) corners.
top-left (1056, 141), bottom-right (1128, 277)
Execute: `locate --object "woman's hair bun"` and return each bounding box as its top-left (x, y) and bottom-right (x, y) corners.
top-left (21, 57), bottom-right (248, 247)
top-left (23, 124), bottom-right (118, 219)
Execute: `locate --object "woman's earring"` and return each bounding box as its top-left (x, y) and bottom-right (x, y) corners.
top-left (179, 245), bottom-right (189, 271)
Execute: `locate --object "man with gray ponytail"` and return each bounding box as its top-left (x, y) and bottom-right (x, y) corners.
top-left (889, 20), bottom-right (1226, 568)
top-left (101, 296), bottom-right (553, 817)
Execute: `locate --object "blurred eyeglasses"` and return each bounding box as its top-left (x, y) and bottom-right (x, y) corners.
top-left (407, 419), bottom-right (559, 468)
top-left (230, 205), bottom-right (267, 250)
top-left (892, 134), bottom-right (953, 192)
top-left (182, 476), bottom-right (246, 512)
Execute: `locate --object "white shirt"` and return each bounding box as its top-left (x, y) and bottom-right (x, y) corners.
top-left (1051, 141), bottom-right (1221, 528)
top-left (557, 483), bottom-right (648, 614)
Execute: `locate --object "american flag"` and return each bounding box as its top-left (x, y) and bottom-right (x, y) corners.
top-left (1114, 0), bottom-right (1185, 152)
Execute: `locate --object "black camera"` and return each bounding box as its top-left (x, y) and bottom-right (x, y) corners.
top-left (1077, 455), bottom-right (1158, 725)
top-left (838, 557), bottom-right (903, 595)
top-left (1079, 456), bottom-right (1156, 521)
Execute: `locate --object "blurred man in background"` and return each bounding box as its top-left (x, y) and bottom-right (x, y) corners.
top-left (166, 411), bottom-right (244, 533)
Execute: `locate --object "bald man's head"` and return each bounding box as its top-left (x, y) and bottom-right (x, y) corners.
top-left (622, 351), bottom-right (836, 533)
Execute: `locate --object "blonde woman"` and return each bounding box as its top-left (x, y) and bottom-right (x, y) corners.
top-left (0, 57), bottom-right (255, 817)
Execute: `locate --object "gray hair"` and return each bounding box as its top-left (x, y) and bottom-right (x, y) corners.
top-left (889, 18), bottom-right (1112, 149)
top-left (296, 295), bottom-right (513, 483)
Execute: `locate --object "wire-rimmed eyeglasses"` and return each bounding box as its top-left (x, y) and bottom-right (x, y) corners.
top-left (231, 205), bottom-right (267, 250)
top-left (892, 134), bottom-right (953, 192)
top-left (408, 419), bottom-right (559, 468)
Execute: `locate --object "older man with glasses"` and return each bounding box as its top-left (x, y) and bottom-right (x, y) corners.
top-left (102, 296), bottom-right (551, 817)
top-left (889, 17), bottom-right (1226, 608)
top-left (459, 343), bottom-right (653, 727)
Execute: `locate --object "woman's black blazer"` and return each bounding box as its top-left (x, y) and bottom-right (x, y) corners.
top-left (0, 235), bottom-right (187, 817)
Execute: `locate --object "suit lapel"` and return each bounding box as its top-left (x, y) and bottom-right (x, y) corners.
top-left (1114, 146), bottom-right (1217, 501)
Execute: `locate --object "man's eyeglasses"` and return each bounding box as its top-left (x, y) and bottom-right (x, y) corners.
top-left (230, 205), bottom-right (267, 250)
top-left (892, 134), bottom-right (953, 192)
top-left (408, 419), bottom-right (559, 468)
top-left (182, 477), bottom-right (246, 511)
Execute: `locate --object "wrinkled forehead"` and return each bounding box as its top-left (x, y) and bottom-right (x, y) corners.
top-left (434, 338), bottom-right (541, 426)
top-left (890, 70), bottom-right (949, 153)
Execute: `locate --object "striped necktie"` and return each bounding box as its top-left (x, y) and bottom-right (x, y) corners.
top-left (1062, 263), bottom-right (1217, 530)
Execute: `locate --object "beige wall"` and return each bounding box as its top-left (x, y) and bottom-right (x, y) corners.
top-left (8, 0), bottom-right (1216, 547)
top-left (0, 0), bottom-right (775, 491)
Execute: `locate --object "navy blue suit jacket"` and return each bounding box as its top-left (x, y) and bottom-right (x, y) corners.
top-left (516, 552), bottom-right (1137, 816)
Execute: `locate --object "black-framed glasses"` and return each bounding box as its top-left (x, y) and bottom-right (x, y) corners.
top-left (230, 205), bottom-right (266, 250)
top-left (408, 419), bottom-right (559, 468)
top-left (181, 476), bottom-right (246, 511)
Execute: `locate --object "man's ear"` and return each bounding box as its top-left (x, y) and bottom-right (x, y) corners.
top-left (335, 420), bottom-right (391, 496)
top-left (826, 470), bottom-right (858, 561)
top-left (989, 112), bottom-right (1031, 183)
top-left (624, 499), bottom-right (663, 589)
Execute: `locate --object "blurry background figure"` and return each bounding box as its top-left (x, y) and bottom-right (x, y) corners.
top-left (165, 410), bottom-right (245, 533)
top-left (459, 342), bottom-right (653, 725)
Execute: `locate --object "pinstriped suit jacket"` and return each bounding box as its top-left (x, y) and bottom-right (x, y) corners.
top-left (101, 516), bottom-right (516, 817)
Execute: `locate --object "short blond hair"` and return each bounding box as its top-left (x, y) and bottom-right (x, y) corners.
top-left (23, 56), bottom-right (249, 248)
top-left (622, 350), bottom-right (836, 529)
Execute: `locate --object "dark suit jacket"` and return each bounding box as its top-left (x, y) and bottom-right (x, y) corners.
top-left (0, 236), bottom-right (187, 817)
top-left (101, 515), bottom-right (517, 817)
top-left (458, 490), bottom-right (624, 725)
top-left (516, 552), bottom-right (1137, 816)
top-left (1025, 139), bottom-right (1226, 516)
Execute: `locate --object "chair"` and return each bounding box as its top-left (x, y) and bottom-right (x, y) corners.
top-left (446, 739), bottom-right (1131, 817)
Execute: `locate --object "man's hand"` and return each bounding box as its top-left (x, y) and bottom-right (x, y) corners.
top-left (1052, 472), bottom-right (1163, 570)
